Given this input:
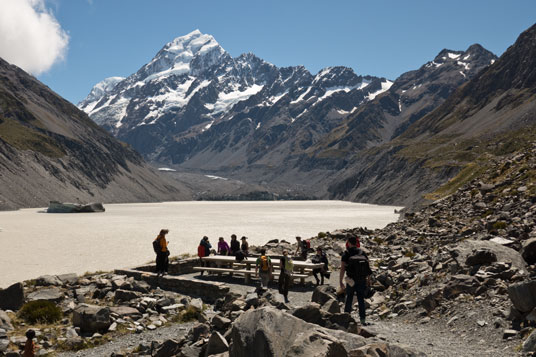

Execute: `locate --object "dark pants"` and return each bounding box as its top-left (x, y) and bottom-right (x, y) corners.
top-left (279, 272), bottom-right (291, 298)
top-left (156, 252), bottom-right (168, 274)
top-left (345, 279), bottom-right (367, 320)
top-left (312, 269), bottom-right (326, 285)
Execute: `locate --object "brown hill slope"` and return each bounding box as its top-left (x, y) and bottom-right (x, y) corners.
top-left (327, 23), bottom-right (536, 206)
top-left (0, 58), bottom-right (190, 209)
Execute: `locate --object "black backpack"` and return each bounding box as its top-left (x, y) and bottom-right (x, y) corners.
top-left (346, 249), bottom-right (370, 280)
top-left (153, 239), bottom-right (161, 254)
top-left (235, 250), bottom-right (245, 262)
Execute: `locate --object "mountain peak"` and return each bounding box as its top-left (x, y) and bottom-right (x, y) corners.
top-left (139, 30), bottom-right (227, 81)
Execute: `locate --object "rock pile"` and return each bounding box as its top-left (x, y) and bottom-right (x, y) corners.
top-left (0, 273), bottom-right (205, 355)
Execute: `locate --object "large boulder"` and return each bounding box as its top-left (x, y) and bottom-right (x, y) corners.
top-left (230, 307), bottom-right (367, 357)
top-left (0, 283), bottom-right (24, 310)
top-left (72, 304), bottom-right (111, 334)
top-left (522, 238), bottom-right (536, 265)
top-left (508, 280), bottom-right (536, 313)
top-left (452, 239), bottom-right (526, 271)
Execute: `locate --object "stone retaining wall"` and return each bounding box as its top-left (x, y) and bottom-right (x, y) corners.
top-left (114, 268), bottom-right (229, 303)
top-left (134, 257), bottom-right (198, 275)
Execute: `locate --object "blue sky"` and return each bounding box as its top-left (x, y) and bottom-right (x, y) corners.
top-left (1, 0), bottom-right (535, 105)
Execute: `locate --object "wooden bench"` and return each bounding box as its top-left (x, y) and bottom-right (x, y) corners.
top-left (193, 267), bottom-right (308, 284)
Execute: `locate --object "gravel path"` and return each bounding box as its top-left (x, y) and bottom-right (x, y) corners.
top-left (370, 318), bottom-right (519, 357)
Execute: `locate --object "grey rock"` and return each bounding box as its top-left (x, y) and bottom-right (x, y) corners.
top-left (523, 329), bottom-right (536, 352)
top-left (286, 330), bottom-right (348, 357)
top-left (0, 339), bottom-right (9, 353)
top-left (311, 285), bottom-right (337, 306)
top-left (292, 303), bottom-right (325, 326)
top-left (72, 304), bottom-right (111, 334)
top-left (508, 280), bottom-right (536, 313)
top-left (109, 306), bottom-right (141, 318)
top-left (322, 298), bottom-right (341, 314)
top-left (0, 283), bottom-right (24, 311)
top-left (245, 292), bottom-right (259, 308)
top-left (27, 287), bottom-right (64, 303)
top-left (65, 327), bottom-right (79, 338)
top-left (189, 323), bottom-right (211, 342)
top-left (114, 289), bottom-right (141, 302)
top-left (465, 248), bottom-right (497, 266)
top-left (211, 314), bottom-right (231, 331)
top-left (0, 310), bottom-right (13, 331)
top-left (190, 298), bottom-right (204, 312)
top-left (453, 239), bottom-right (527, 271)
top-left (503, 329), bottom-right (518, 339)
top-left (522, 238), bottom-right (536, 265)
top-left (230, 307), bottom-right (366, 357)
top-left (443, 275), bottom-right (480, 299)
top-left (154, 339), bottom-right (181, 357)
top-left (57, 273), bottom-right (78, 285)
top-left (205, 331), bottom-right (229, 356)
top-left (35, 275), bottom-right (63, 286)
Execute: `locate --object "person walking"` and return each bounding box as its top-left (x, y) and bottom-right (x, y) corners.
top-left (278, 250), bottom-right (294, 303)
top-left (230, 234), bottom-right (240, 255)
top-left (255, 248), bottom-right (272, 290)
top-left (339, 236), bottom-right (373, 325)
top-left (217, 237), bottom-right (230, 255)
top-left (312, 247), bottom-right (329, 285)
top-left (154, 229), bottom-right (170, 276)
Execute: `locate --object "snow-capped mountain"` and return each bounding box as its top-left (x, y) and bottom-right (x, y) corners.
top-left (79, 30), bottom-right (496, 203)
top-left (78, 30), bottom-right (391, 160)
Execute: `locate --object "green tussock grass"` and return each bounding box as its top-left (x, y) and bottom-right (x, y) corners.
top-left (0, 119), bottom-right (64, 158)
top-left (424, 162), bottom-right (488, 201)
top-left (18, 300), bottom-right (62, 324)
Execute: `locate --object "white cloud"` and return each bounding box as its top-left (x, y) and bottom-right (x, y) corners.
top-left (0, 0), bottom-right (69, 75)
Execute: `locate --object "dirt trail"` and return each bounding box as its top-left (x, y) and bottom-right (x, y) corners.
top-left (370, 318), bottom-right (520, 357)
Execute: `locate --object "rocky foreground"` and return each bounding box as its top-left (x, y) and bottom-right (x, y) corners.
top-left (3, 147), bottom-right (536, 356)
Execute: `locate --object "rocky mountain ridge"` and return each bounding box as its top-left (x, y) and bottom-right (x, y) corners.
top-left (324, 23), bottom-right (536, 206)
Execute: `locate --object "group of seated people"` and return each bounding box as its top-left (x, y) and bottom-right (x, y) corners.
top-left (197, 234), bottom-right (249, 258)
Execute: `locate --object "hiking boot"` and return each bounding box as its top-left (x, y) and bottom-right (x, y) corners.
top-left (360, 318), bottom-right (368, 325)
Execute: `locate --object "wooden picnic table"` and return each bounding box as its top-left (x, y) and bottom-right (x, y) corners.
top-left (196, 255), bottom-right (325, 284)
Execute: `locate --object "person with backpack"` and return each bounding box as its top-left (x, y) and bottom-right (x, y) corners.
top-left (197, 236), bottom-right (212, 275)
top-left (278, 249), bottom-right (294, 303)
top-left (339, 236), bottom-right (373, 325)
top-left (295, 236), bottom-right (309, 261)
top-left (255, 248), bottom-right (272, 289)
top-left (311, 247), bottom-right (329, 286)
top-left (230, 234), bottom-right (240, 255)
top-left (153, 229), bottom-right (170, 276)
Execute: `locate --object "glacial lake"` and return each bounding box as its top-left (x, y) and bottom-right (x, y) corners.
top-left (0, 200), bottom-right (402, 288)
